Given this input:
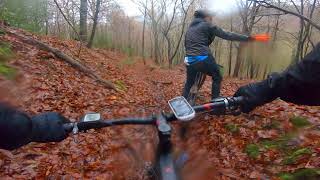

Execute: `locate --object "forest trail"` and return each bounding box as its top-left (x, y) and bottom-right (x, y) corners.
top-left (0, 26), bottom-right (319, 179)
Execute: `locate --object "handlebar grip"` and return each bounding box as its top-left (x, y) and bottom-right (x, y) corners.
top-left (233, 96), bottom-right (245, 104)
top-left (227, 96), bottom-right (245, 109)
top-left (63, 123), bottom-right (74, 133)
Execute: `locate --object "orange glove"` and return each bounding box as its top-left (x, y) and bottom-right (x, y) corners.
top-left (250, 34), bottom-right (271, 42)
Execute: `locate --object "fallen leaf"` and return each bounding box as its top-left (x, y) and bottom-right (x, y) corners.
top-left (257, 130), bottom-right (279, 139)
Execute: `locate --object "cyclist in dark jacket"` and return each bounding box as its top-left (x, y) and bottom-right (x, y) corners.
top-left (183, 9), bottom-right (251, 99)
top-left (235, 42), bottom-right (320, 113)
top-left (0, 102), bottom-right (70, 150)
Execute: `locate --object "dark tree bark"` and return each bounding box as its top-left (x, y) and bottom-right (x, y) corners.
top-left (87, 0), bottom-right (102, 48)
top-left (168, 0), bottom-right (196, 67)
top-left (161, 0), bottom-right (178, 68)
top-left (234, 42), bottom-right (246, 77)
top-left (80, 0), bottom-right (88, 42)
top-left (45, 20), bottom-right (49, 35)
top-left (233, 1), bottom-right (260, 77)
top-left (228, 17), bottom-right (233, 76)
top-left (301, 0), bottom-right (317, 57)
top-left (263, 64), bottom-right (269, 79)
top-left (293, 0), bottom-right (305, 63)
top-left (142, 0), bottom-right (147, 65)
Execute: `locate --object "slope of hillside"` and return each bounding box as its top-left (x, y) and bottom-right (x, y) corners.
top-left (0, 26), bottom-right (319, 179)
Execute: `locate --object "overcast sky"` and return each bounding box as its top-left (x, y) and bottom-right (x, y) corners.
top-left (117, 0), bottom-right (237, 17)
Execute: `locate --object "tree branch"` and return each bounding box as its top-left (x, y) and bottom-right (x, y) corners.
top-left (170, 0), bottom-right (196, 61)
top-left (53, 0), bottom-right (80, 38)
top-left (290, 0), bottom-right (301, 14)
top-left (256, 13), bottom-right (286, 17)
top-left (250, 0), bottom-right (320, 31)
top-left (53, 0), bottom-right (84, 57)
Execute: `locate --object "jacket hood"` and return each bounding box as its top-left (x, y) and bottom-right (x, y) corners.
top-left (190, 18), bottom-right (205, 27)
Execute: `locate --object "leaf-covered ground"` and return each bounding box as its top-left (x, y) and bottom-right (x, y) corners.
top-left (0, 27), bottom-right (319, 179)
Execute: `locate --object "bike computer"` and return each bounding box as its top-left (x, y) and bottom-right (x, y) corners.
top-left (168, 96), bottom-right (195, 121)
top-left (81, 113), bottom-right (101, 122)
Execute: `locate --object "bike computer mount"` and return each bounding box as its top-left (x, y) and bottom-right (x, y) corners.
top-left (71, 113), bottom-right (101, 134)
top-left (168, 96), bottom-right (196, 121)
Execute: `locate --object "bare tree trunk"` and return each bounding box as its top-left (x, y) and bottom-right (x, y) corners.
top-left (44, 1), bottom-right (49, 35)
top-left (45, 20), bottom-right (49, 35)
top-left (233, 1), bottom-right (260, 78)
top-left (248, 45), bottom-right (255, 79)
top-left (165, 36), bottom-right (173, 67)
top-left (233, 43), bottom-right (245, 77)
top-left (56, 8), bottom-right (61, 36)
top-left (272, 14), bottom-right (280, 45)
top-left (228, 17), bottom-right (233, 76)
top-left (154, 33), bottom-right (160, 64)
top-left (263, 64), bottom-right (269, 79)
top-left (87, 0), bottom-right (101, 48)
top-left (128, 19), bottom-right (132, 52)
top-left (168, 0), bottom-right (196, 67)
top-left (216, 40), bottom-right (222, 64)
top-left (142, 0), bottom-right (147, 65)
top-left (293, 0), bottom-right (305, 63)
top-left (301, 0), bottom-right (317, 57)
top-left (80, 0), bottom-right (88, 42)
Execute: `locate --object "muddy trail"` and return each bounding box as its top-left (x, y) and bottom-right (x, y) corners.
top-left (0, 26), bottom-right (319, 179)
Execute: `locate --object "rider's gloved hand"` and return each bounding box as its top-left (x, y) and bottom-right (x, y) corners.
top-left (31, 112), bottom-right (70, 143)
top-left (234, 74), bottom-right (281, 113)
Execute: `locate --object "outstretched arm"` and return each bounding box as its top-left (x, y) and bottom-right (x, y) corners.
top-left (210, 25), bottom-right (250, 41)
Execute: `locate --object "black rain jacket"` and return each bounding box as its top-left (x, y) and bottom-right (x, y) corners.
top-left (185, 18), bottom-right (249, 56)
top-left (270, 42), bottom-right (320, 105)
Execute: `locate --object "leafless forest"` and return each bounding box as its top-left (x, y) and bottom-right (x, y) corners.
top-left (1, 0), bottom-right (320, 78)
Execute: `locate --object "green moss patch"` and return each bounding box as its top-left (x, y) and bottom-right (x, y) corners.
top-left (260, 133), bottom-right (296, 151)
top-left (0, 42), bottom-right (14, 61)
top-left (0, 63), bottom-right (16, 79)
top-left (282, 148), bottom-right (312, 165)
top-left (0, 42), bottom-right (16, 79)
top-left (279, 168), bottom-right (320, 180)
top-left (114, 80), bottom-right (127, 92)
top-left (0, 29), bottom-right (6, 35)
top-left (225, 123), bottom-right (240, 134)
top-left (290, 116), bottom-right (311, 128)
top-left (245, 144), bottom-right (260, 158)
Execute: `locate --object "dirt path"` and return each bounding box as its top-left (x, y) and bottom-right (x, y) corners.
top-left (0, 27), bottom-right (319, 179)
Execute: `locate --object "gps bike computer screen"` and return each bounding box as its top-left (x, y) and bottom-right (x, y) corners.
top-left (168, 97), bottom-right (195, 121)
top-left (171, 99), bottom-right (193, 116)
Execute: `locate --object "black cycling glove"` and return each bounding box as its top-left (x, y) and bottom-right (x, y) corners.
top-left (0, 103), bottom-right (33, 150)
top-left (1, 103), bottom-right (71, 150)
top-left (234, 74), bottom-right (282, 113)
top-left (31, 112), bottom-right (70, 143)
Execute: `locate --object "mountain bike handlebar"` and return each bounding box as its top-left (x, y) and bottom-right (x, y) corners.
top-left (63, 96), bottom-right (245, 133)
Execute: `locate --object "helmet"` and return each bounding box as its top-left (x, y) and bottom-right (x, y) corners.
top-left (194, 9), bottom-right (215, 19)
